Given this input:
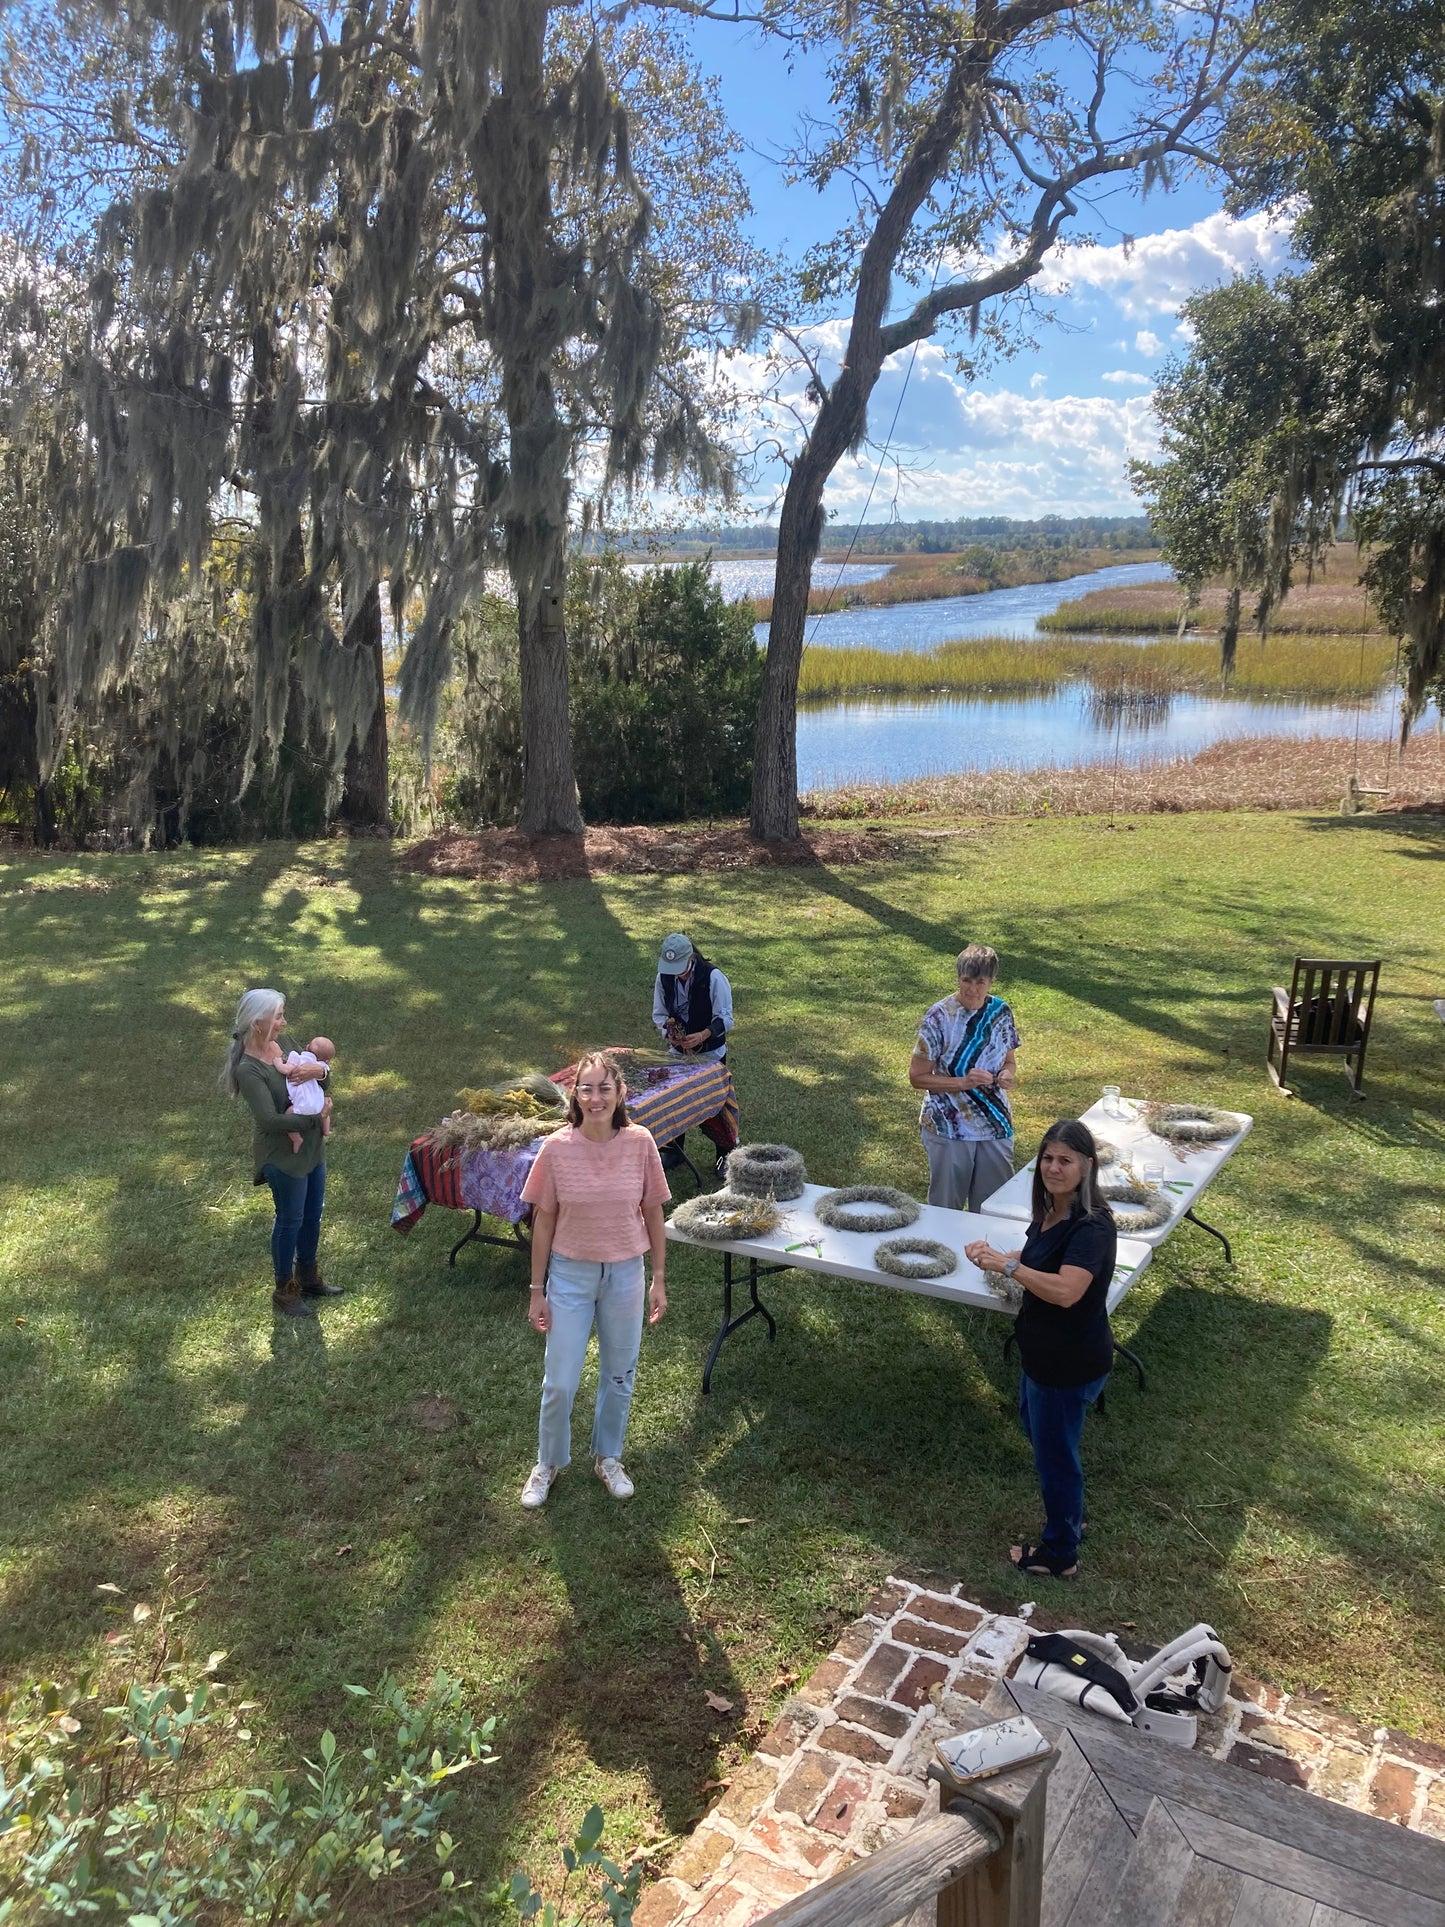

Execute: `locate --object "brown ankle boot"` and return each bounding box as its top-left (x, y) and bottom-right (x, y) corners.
top-left (297, 1262), bottom-right (343, 1298)
top-left (272, 1274), bottom-right (316, 1318)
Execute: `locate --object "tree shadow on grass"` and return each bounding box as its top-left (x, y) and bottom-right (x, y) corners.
top-left (1301, 814), bottom-right (1445, 862)
top-left (674, 1271), bottom-right (1342, 1642)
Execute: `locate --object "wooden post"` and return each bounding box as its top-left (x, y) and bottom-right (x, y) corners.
top-left (931, 1751), bottom-right (1052, 1927)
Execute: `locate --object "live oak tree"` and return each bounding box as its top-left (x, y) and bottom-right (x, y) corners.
top-left (747, 0), bottom-right (1252, 840)
top-left (1130, 272), bottom-right (1376, 672)
top-left (18, 0), bottom-right (740, 839)
top-left (1134, 0), bottom-right (1445, 733)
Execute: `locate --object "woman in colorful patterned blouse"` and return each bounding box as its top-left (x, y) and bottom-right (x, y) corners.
top-left (517, 1051), bottom-right (670, 1510)
top-left (908, 943), bottom-right (1020, 1212)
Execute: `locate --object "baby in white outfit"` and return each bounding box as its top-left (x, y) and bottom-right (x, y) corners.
top-left (282, 1036), bottom-right (336, 1152)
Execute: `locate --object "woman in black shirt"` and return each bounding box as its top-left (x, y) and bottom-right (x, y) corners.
top-left (966, 1119), bottom-right (1117, 1579)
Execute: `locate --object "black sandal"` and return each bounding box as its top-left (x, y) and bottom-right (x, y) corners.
top-left (1010, 1541), bottom-right (1078, 1580)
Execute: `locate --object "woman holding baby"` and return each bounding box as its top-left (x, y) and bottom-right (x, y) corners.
top-left (222, 988), bottom-right (342, 1318)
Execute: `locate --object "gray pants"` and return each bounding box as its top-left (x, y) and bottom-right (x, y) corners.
top-left (922, 1131), bottom-right (1015, 1213)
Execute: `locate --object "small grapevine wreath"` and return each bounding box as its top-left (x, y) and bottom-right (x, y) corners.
top-left (669, 1191), bottom-right (782, 1242)
top-left (814, 1185), bottom-right (922, 1233)
top-left (1099, 1174), bottom-right (1172, 1232)
top-left (874, 1236), bottom-right (958, 1279)
top-left (1139, 1102), bottom-right (1238, 1146)
top-left (725, 1143), bottom-right (807, 1200)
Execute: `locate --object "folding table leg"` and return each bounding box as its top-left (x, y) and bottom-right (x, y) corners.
top-left (448, 1210), bottom-right (530, 1267)
top-left (1113, 1342), bottom-right (1146, 1392)
top-left (702, 1253), bottom-right (779, 1394)
top-left (449, 1211), bottom-right (484, 1267)
top-left (1184, 1207), bottom-right (1232, 1264)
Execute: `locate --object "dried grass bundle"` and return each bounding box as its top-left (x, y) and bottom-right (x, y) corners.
top-left (456, 1084), bottom-right (565, 1120)
top-left (1139, 1103), bottom-right (1238, 1145)
top-left (814, 1186), bottom-right (922, 1233)
top-left (725, 1143), bottom-right (807, 1201)
top-left (670, 1192), bottom-right (783, 1242)
top-left (434, 1111), bottom-right (566, 1152)
top-left (874, 1237), bottom-right (958, 1279)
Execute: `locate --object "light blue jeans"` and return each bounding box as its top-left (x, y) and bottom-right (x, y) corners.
top-left (538, 1253), bottom-right (646, 1469)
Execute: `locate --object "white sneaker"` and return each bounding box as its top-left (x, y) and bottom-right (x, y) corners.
top-left (520, 1463), bottom-right (557, 1510)
top-left (595, 1456), bottom-right (634, 1500)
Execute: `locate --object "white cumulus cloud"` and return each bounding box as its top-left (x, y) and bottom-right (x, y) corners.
top-left (1134, 329), bottom-right (1162, 356)
top-left (1040, 211), bottom-right (1295, 319)
top-left (1101, 370), bottom-right (1153, 389)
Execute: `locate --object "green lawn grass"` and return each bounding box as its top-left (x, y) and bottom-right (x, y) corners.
top-left (2, 813), bottom-right (1443, 1902)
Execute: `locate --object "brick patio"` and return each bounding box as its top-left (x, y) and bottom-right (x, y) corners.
top-left (634, 1575), bottom-right (1445, 1927)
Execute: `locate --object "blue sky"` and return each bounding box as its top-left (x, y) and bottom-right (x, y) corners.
top-left (678, 18), bottom-right (1292, 523)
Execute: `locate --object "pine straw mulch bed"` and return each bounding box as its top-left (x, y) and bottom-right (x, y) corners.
top-left (399, 823), bottom-right (898, 882)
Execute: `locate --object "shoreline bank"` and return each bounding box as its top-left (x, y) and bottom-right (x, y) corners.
top-left (804, 731), bottom-right (1445, 820)
top-left (749, 545), bottom-right (1160, 620)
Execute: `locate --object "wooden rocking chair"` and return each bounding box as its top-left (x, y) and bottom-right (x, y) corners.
top-left (1268, 957), bottom-right (1380, 1098)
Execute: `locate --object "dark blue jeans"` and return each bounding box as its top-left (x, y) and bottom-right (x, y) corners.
top-left (260, 1162), bottom-right (327, 1283)
top-left (1019, 1369), bottom-right (1110, 1563)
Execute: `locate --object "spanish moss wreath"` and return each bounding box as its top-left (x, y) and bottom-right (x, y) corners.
top-left (814, 1185), bottom-right (922, 1233)
top-left (669, 1191), bottom-right (783, 1242)
top-left (725, 1143), bottom-right (807, 1200)
top-left (1140, 1102), bottom-right (1238, 1145)
top-left (874, 1237), bottom-right (958, 1279)
top-left (1093, 1139), bottom-right (1120, 1167)
top-left (1099, 1174), bottom-right (1172, 1232)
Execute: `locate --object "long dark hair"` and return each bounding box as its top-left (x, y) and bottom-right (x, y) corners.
top-left (1029, 1119), bottom-right (1107, 1223)
top-left (566, 1050), bottom-right (632, 1131)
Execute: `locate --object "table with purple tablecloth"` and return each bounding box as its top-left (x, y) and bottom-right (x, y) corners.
top-left (392, 1057), bottom-right (739, 1264)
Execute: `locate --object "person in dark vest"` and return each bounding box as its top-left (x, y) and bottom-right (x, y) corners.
top-left (651, 932), bottom-right (737, 1175)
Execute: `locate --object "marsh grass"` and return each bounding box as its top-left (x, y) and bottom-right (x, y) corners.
top-left (1041, 552), bottom-right (1385, 638)
top-left (797, 633), bottom-right (1397, 701)
top-left (752, 547), bottom-right (1159, 622)
top-left (1, 816), bottom-right (1443, 1901)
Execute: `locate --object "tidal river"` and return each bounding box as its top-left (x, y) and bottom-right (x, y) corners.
top-left (758, 558), bottom-right (1429, 791)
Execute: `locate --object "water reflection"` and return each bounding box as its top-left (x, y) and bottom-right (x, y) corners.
top-left (757, 559), bottom-right (1174, 650)
top-left (796, 686), bottom-right (1436, 792)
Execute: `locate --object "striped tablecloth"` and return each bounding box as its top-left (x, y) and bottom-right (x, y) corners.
top-left (392, 1058), bottom-right (738, 1234)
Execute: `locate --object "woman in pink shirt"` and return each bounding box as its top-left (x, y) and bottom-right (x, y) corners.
top-left (518, 1051), bottom-right (670, 1508)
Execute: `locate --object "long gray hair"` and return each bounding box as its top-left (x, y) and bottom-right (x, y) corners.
top-left (220, 987), bottom-right (285, 1097)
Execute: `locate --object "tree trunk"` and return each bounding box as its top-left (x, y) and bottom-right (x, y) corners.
top-left (751, 473), bottom-right (827, 841)
top-left (339, 582), bottom-right (391, 830)
top-left (514, 527), bottom-right (583, 835)
top-left (33, 778), bottom-right (57, 847)
top-left (1220, 583), bottom-right (1243, 677)
top-left (752, 376), bottom-right (871, 841)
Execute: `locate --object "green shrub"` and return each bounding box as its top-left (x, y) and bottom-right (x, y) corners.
top-left (568, 556), bottom-right (763, 822)
top-left (0, 1572), bottom-right (495, 1923)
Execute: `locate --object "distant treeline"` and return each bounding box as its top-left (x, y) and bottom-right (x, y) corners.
top-left (587, 515), bottom-right (1156, 556)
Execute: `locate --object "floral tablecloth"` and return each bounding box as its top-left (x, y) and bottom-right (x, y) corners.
top-left (392, 1058), bottom-right (739, 1234)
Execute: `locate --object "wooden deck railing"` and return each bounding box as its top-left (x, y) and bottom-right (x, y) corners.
top-left (753, 1748), bottom-right (1052, 1927)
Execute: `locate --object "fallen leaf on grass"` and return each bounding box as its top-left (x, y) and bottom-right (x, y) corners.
top-left (56, 1715), bottom-right (81, 1734)
top-left (335, 1544), bottom-right (354, 1558)
top-left (14, 1317), bottom-right (25, 1326)
top-left (769, 1668), bottom-right (799, 1692)
top-left (704, 1690), bottom-right (734, 1714)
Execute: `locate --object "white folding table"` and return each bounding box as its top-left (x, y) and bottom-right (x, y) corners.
top-left (666, 1181), bottom-right (1153, 1393)
top-left (979, 1098), bottom-right (1253, 1261)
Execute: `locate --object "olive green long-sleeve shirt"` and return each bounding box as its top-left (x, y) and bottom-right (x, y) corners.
top-left (236, 1051), bottom-right (326, 1182)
